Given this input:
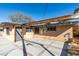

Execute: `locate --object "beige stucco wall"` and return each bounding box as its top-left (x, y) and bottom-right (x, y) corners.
top-left (57, 26), bottom-right (73, 41)
top-left (33, 25), bottom-right (73, 42)
top-left (3, 28), bottom-right (15, 42)
top-left (0, 31), bottom-right (4, 36)
top-left (24, 32), bottom-right (34, 39)
top-left (1, 25), bottom-right (73, 42)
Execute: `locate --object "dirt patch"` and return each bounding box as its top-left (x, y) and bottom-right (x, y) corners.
top-left (68, 43), bottom-right (79, 56)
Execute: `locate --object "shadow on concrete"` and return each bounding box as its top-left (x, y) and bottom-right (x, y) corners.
top-left (60, 43), bottom-right (69, 56)
top-left (16, 29), bottom-right (27, 56)
top-left (21, 37), bottom-right (27, 56)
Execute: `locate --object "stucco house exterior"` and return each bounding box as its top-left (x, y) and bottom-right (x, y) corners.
top-left (1, 9), bottom-right (79, 43)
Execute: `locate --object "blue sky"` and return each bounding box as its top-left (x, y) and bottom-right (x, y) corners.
top-left (0, 3), bottom-right (79, 22)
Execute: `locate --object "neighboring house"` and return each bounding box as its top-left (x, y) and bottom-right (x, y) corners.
top-left (1, 9), bottom-right (79, 42)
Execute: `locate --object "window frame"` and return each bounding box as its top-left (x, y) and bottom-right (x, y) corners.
top-left (47, 26), bottom-right (56, 31)
top-left (26, 28), bottom-right (32, 32)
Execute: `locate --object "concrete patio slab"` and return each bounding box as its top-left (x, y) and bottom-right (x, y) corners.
top-left (0, 36), bottom-right (65, 56)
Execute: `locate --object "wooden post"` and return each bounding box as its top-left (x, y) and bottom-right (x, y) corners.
top-left (22, 26), bottom-right (26, 38)
top-left (32, 26), bottom-right (35, 33)
top-left (43, 25), bottom-right (47, 33)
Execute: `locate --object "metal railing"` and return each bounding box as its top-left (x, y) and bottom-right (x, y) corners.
top-left (16, 29), bottom-right (55, 56)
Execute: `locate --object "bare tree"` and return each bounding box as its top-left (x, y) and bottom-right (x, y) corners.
top-left (74, 8), bottom-right (79, 14)
top-left (9, 13), bottom-right (32, 24)
top-left (9, 13), bottom-right (32, 56)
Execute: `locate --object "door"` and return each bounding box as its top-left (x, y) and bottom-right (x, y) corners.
top-left (15, 28), bottom-right (22, 41)
top-left (34, 27), bottom-right (39, 34)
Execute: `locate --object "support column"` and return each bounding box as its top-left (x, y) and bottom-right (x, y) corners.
top-left (22, 26), bottom-right (26, 38)
top-left (39, 26), bottom-right (44, 35)
top-left (43, 26), bottom-right (47, 33)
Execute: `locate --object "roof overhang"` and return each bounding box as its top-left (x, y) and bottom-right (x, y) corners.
top-left (0, 15), bottom-right (73, 27)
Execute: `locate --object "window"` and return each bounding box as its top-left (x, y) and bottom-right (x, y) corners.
top-left (26, 28), bottom-right (32, 32)
top-left (47, 26), bottom-right (56, 31)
